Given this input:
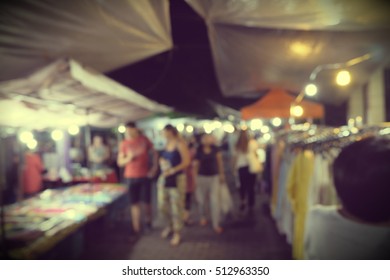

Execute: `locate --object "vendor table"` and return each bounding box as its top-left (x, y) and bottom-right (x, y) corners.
top-left (0, 183), bottom-right (127, 259)
top-left (43, 170), bottom-right (119, 189)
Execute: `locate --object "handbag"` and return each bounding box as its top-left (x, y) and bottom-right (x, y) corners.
top-left (247, 139), bottom-right (263, 174)
top-left (248, 152), bottom-right (262, 174)
top-left (220, 183), bottom-right (233, 215)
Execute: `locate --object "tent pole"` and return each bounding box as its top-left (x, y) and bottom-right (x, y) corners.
top-left (0, 128), bottom-right (8, 258)
top-left (84, 109), bottom-right (93, 203)
top-left (116, 120), bottom-right (123, 183)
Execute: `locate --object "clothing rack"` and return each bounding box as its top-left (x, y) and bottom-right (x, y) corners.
top-left (268, 123), bottom-right (390, 259)
top-left (276, 124), bottom-right (390, 151)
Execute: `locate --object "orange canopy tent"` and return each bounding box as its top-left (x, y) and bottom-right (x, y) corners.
top-left (241, 89), bottom-right (324, 120)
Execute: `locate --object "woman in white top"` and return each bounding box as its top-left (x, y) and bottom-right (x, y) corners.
top-left (232, 130), bottom-right (260, 214)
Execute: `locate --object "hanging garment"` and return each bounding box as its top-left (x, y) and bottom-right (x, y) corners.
top-left (274, 150), bottom-right (295, 239)
top-left (287, 149), bottom-right (315, 260)
top-left (271, 141), bottom-right (285, 216)
top-left (304, 205), bottom-right (390, 260)
top-left (277, 150), bottom-right (296, 245)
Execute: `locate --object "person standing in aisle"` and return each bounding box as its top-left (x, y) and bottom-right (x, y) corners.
top-left (117, 122), bottom-right (158, 235)
top-left (232, 129), bottom-right (260, 215)
top-left (184, 136), bottom-right (197, 225)
top-left (194, 134), bottom-right (226, 234)
top-left (20, 148), bottom-right (45, 200)
top-left (158, 125), bottom-right (190, 246)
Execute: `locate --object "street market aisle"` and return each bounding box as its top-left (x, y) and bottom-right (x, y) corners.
top-left (81, 191), bottom-right (291, 260)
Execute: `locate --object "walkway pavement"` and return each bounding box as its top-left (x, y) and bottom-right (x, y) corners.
top-left (81, 189), bottom-right (291, 260)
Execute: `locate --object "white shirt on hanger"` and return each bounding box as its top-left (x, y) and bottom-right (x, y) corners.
top-left (304, 205), bottom-right (390, 260)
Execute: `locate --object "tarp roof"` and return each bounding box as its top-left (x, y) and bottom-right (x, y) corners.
top-left (1, 0), bottom-right (389, 122)
top-left (0, 0), bottom-right (172, 82)
top-left (186, 0), bottom-right (390, 104)
top-left (0, 59), bottom-right (171, 129)
top-left (241, 89), bottom-right (324, 120)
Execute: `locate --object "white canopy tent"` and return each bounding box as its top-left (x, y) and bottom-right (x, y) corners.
top-left (0, 59), bottom-right (171, 129)
top-left (186, 0), bottom-right (390, 104)
top-left (0, 0), bottom-right (172, 82)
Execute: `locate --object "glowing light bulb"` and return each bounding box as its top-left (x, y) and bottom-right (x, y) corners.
top-left (271, 118), bottom-right (282, 127)
top-left (263, 133), bottom-right (271, 141)
top-left (177, 123), bottom-right (184, 132)
top-left (291, 105), bottom-right (304, 117)
top-left (348, 118), bottom-right (355, 127)
top-left (118, 125), bottom-right (126, 133)
top-left (350, 127), bottom-right (359, 134)
top-left (19, 131), bottom-right (34, 143)
top-left (250, 119), bottom-right (263, 131)
top-left (68, 125), bottom-right (80, 135)
top-left (213, 121), bottom-right (222, 129)
top-left (260, 126), bottom-right (270, 133)
top-left (27, 139), bottom-right (37, 150)
top-left (186, 125), bottom-right (194, 133)
top-left (336, 70), bottom-right (351, 86)
top-left (290, 42), bottom-right (311, 56)
top-left (223, 123), bottom-right (235, 133)
top-left (305, 83), bottom-right (318, 96)
top-left (355, 116), bottom-right (363, 126)
top-left (204, 123), bottom-right (213, 134)
top-left (342, 130), bottom-right (351, 137)
top-left (51, 129), bottom-right (64, 141)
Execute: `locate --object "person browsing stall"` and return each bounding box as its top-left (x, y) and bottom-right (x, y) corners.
top-left (158, 125), bottom-right (190, 246)
top-left (232, 129), bottom-right (261, 215)
top-left (194, 133), bottom-right (226, 234)
top-left (117, 122), bottom-right (158, 235)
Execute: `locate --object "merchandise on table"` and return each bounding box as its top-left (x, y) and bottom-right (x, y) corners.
top-left (0, 183), bottom-right (127, 259)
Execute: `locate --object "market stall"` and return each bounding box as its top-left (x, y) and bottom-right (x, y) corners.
top-left (1, 183), bottom-right (127, 259)
top-left (240, 89), bottom-right (325, 120)
top-left (0, 58), bottom-right (172, 259)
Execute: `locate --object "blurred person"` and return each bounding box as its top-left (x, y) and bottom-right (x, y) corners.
top-left (232, 129), bottom-right (259, 215)
top-left (184, 136), bottom-right (197, 225)
top-left (88, 135), bottom-right (109, 172)
top-left (4, 137), bottom-right (20, 204)
top-left (194, 134), bottom-right (226, 234)
top-left (117, 122), bottom-right (158, 235)
top-left (304, 137), bottom-right (390, 260)
top-left (108, 136), bottom-right (120, 180)
top-left (20, 147), bottom-right (45, 199)
top-left (158, 125), bottom-right (190, 246)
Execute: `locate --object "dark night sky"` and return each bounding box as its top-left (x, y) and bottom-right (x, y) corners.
top-left (107, 0), bottom-right (259, 118)
top-left (107, 0), bottom-right (350, 125)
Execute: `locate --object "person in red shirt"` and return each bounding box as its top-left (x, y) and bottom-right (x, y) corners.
top-left (117, 122), bottom-right (158, 235)
top-left (21, 150), bottom-right (44, 199)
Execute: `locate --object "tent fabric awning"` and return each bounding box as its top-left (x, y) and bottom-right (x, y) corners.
top-left (0, 59), bottom-right (171, 129)
top-left (240, 89), bottom-right (324, 120)
top-left (186, 0), bottom-right (390, 103)
top-left (0, 0), bottom-right (172, 82)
